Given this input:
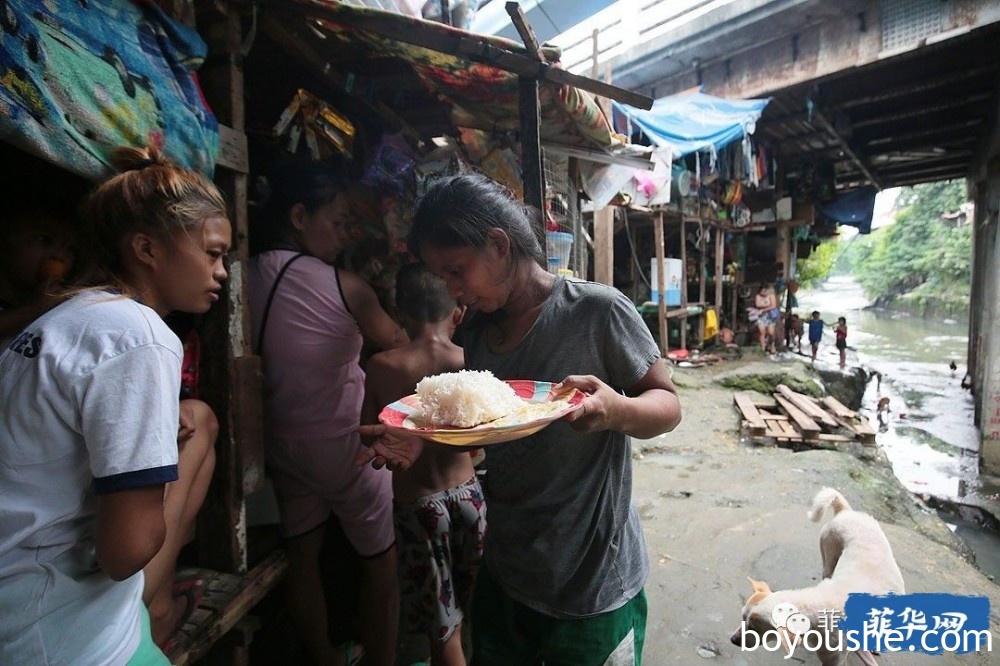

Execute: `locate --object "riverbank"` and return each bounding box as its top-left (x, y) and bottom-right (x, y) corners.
top-left (635, 351), bottom-right (1000, 664)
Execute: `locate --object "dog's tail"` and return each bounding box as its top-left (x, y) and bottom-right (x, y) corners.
top-left (808, 487), bottom-right (852, 522)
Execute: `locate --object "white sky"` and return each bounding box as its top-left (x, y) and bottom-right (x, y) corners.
top-left (475, 0), bottom-right (734, 73)
top-left (872, 188), bottom-right (900, 230)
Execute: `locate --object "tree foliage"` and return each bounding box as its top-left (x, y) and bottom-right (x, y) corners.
top-left (795, 237), bottom-right (841, 287)
top-left (822, 180), bottom-right (971, 310)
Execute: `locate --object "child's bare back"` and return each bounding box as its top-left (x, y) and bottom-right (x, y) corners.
top-left (362, 285), bottom-right (474, 502)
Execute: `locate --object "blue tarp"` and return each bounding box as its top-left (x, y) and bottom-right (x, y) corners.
top-left (816, 186), bottom-right (878, 235)
top-left (612, 88), bottom-right (770, 158)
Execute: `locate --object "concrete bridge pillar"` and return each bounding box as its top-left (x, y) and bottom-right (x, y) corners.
top-left (977, 159), bottom-right (1000, 473)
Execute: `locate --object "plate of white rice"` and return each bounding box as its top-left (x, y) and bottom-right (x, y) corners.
top-left (378, 370), bottom-right (584, 446)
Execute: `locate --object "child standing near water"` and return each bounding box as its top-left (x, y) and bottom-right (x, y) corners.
top-left (362, 263), bottom-right (486, 666)
top-left (835, 316), bottom-right (848, 369)
top-left (808, 310), bottom-right (825, 362)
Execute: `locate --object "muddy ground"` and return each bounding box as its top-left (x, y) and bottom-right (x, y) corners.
top-left (635, 354), bottom-right (1000, 664)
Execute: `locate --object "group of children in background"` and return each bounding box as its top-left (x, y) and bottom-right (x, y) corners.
top-left (752, 283), bottom-right (849, 370)
top-left (784, 308), bottom-right (849, 369)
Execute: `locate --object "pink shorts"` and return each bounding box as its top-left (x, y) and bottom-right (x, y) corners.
top-left (266, 430), bottom-right (394, 556)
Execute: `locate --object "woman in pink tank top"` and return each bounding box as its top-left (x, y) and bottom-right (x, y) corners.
top-left (249, 157), bottom-right (407, 666)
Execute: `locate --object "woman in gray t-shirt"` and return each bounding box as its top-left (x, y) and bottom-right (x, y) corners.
top-left (360, 173), bottom-right (681, 665)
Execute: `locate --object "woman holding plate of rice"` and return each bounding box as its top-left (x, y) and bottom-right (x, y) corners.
top-left (358, 172), bottom-right (682, 666)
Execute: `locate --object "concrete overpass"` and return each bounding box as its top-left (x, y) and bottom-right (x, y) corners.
top-left (538, 0), bottom-right (1000, 472)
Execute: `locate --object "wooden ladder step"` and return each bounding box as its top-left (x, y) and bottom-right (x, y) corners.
top-left (167, 550), bottom-right (288, 665)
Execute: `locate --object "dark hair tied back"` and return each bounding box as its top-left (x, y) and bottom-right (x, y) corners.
top-left (110, 145), bottom-right (172, 173)
top-left (79, 143), bottom-right (227, 289)
top-left (409, 171), bottom-right (544, 266)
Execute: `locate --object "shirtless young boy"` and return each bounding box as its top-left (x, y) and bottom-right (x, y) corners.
top-left (362, 263), bottom-right (486, 666)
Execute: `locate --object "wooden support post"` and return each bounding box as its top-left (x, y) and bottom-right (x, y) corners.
top-left (589, 28), bottom-right (614, 285)
top-left (518, 76), bottom-right (546, 255)
top-left (714, 227), bottom-right (724, 312)
top-left (654, 212), bottom-right (667, 355)
top-left (680, 217), bottom-right (688, 351)
top-left (507, 2), bottom-right (547, 260)
top-left (594, 208), bottom-right (614, 286)
top-left (568, 157), bottom-right (584, 277)
top-left (698, 238), bottom-right (707, 305)
top-left (697, 226), bottom-right (706, 345)
top-left (196, 7), bottom-right (253, 574)
top-left (731, 269), bottom-right (739, 333)
top-left (775, 222), bottom-right (791, 282)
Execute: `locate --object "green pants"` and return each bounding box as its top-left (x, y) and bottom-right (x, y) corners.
top-left (471, 565), bottom-right (647, 666)
top-left (127, 605), bottom-right (170, 666)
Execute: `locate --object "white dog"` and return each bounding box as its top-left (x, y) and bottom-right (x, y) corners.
top-left (730, 488), bottom-right (905, 665)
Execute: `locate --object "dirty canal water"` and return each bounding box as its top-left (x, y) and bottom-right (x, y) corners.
top-left (796, 275), bottom-right (1000, 578)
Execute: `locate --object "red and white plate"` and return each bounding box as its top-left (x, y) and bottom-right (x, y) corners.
top-left (378, 379), bottom-right (584, 446)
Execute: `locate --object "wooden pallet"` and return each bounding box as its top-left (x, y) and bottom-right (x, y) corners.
top-left (166, 550), bottom-right (288, 665)
top-left (734, 386), bottom-right (877, 447)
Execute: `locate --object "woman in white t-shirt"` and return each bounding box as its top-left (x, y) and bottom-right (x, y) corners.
top-left (0, 145), bottom-right (231, 665)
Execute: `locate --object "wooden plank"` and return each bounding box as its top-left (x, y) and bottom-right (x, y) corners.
top-left (518, 76), bottom-right (546, 254)
top-left (654, 212), bottom-right (667, 355)
top-left (773, 394), bottom-right (821, 439)
top-left (296, 1), bottom-right (654, 109)
top-left (822, 395), bottom-right (857, 419)
top-left (594, 207), bottom-right (614, 286)
top-left (830, 413), bottom-right (878, 444)
top-left (776, 385), bottom-right (839, 428)
top-left (542, 142), bottom-right (654, 170)
top-left (216, 124), bottom-right (248, 174)
top-left (714, 228), bottom-right (724, 312)
top-left (198, 6), bottom-right (251, 575)
top-left (508, 0), bottom-right (544, 257)
top-left (505, 1), bottom-right (544, 60)
top-left (778, 420), bottom-right (798, 436)
top-left (680, 217), bottom-right (687, 351)
top-left (853, 416), bottom-right (878, 444)
top-left (233, 355), bottom-right (264, 495)
top-left (771, 432), bottom-right (858, 445)
top-left (455, 38), bottom-right (654, 108)
top-left (816, 433), bottom-right (857, 442)
top-left (169, 551), bottom-right (289, 666)
top-left (733, 392), bottom-right (767, 435)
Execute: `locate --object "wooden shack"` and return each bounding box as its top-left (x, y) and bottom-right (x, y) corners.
top-left (0, 1), bottom-right (652, 662)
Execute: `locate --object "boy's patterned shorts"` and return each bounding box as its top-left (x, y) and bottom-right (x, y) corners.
top-left (394, 476), bottom-right (487, 642)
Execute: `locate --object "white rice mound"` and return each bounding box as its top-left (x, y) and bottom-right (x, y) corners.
top-left (415, 370), bottom-right (524, 428)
